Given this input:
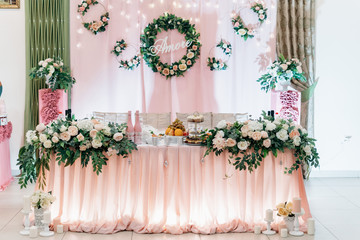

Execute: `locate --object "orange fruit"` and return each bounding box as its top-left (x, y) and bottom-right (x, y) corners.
top-left (165, 128), bottom-right (171, 135)
top-left (169, 129), bottom-right (175, 136)
top-left (175, 129), bottom-right (183, 136)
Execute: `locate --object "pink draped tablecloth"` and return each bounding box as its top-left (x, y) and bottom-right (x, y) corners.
top-left (0, 122), bottom-right (13, 191)
top-left (43, 146), bottom-right (311, 234)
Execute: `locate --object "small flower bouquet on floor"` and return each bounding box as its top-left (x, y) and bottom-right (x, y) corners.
top-left (31, 190), bottom-right (56, 209)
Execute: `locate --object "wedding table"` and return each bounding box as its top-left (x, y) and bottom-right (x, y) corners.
top-left (0, 122), bottom-right (13, 191)
top-left (43, 145), bottom-right (311, 234)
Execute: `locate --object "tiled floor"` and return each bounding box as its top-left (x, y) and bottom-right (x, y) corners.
top-left (1, 177), bottom-right (359, 240)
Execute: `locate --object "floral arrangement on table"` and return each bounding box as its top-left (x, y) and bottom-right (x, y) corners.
top-left (111, 39), bottom-right (127, 56)
top-left (17, 118), bottom-right (137, 189)
top-left (118, 55), bottom-right (141, 70)
top-left (29, 57), bottom-right (75, 92)
top-left (276, 201), bottom-right (294, 217)
top-left (201, 111), bottom-right (319, 174)
top-left (140, 13), bottom-right (201, 79)
top-left (217, 39), bottom-right (232, 56)
top-left (207, 57), bottom-right (228, 71)
top-left (257, 55), bottom-right (306, 93)
top-left (31, 190), bottom-right (56, 209)
top-left (251, 2), bottom-right (268, 23)
top-left (78, 0), bottom-right (110, 35)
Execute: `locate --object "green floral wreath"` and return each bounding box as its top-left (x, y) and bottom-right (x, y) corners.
top-left (140, 13), bottom-right (201, 79)
top-left (207, 39), bottom-right (231, 71)
top-left (231, 2), bottom-right (267, 40)
top-left (111, 39), bottom-right (141, 71)
top-left (78, 0), bottom-right (110, 35)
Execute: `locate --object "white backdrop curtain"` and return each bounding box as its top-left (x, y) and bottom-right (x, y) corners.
top-left (70, 0), bottom-right (277, 118)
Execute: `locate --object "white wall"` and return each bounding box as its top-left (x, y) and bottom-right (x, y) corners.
top-left (313, 0), bottom-right (360, 176)
top-left (0, 0), bottom-right (25, 173)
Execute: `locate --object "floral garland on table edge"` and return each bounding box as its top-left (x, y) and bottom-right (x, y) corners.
top-left (29, 57), bottom-right (75, 92)
top-left (207, 39), bottom-right (232, 71)
top-left (17, 118), bottom-right (137, 189)
top-left (140, 13), bottom-right (201, 79)
top-left (257, 55), bottom-right (306, 93)
top-left (201, 111), bottom-right (319, 175)
top-left (111, 39), bottom-right (141, 70)
top-left (78, 0), bottom-right (110, 35)
top-left (0, 122), bottom-right (12, 143)
top-left (231, 2), bottom-right (267, 40)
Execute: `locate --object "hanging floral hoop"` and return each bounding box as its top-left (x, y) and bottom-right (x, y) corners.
top-left (140, 13), bottom-right (201, 79)
top-left (111, 39), bottom-right (141, 71)
top-left (231, 2), bottom-right (267, 40)
top-left (78, 0), bottom-right (110, 35)
top-left (207, 39), bottom-right (232, 71)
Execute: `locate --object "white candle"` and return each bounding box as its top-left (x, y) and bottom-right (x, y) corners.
top-left (23, 195), bottom-right (31, 212)
top-left (307, 218), bottom-right (315, 235)
top-left (43, 211), bottom-right (51, 223)
top-left (281, 228), bottom-right (288, 237)
top-left (29, 226), bottom-right (37, 238)
top-left (254, 225), bottom-right (261, 234)
top-left (293, 197), bottom-right (301, 213)
top-left (265, 209), bottom-right (273, 222)
top-left (57, 225), bottom-right (64, 234)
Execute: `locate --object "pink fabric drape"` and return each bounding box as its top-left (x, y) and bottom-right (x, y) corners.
top-left (43, 146), bottom-right (311, 234)
top-left (70, 0), bottom-right (277, 118)
top-left (0, 139), bottom-right (13, 191)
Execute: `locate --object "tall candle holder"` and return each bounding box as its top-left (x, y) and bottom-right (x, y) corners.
top-left (19, 209), bottom-right (32, 235)
top-left (289, 208), bottom-right (305, 236)
top-left (262, 218), bottom-right (276, 235)
top-left (39, 219), bottom-right (54, 237)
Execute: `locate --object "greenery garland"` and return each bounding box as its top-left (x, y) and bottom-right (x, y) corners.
top-left (231, 2), bottom-right (267, 40)
top-left (201, 111), bottom-right (319, 174)
top-left (78, 0), bottom-right (109, 35)
top-left (111, 39), bottom-right (141, 70)
top-left (17, 118), bottom-right (137, 189)
top-left (140, 13), bottom-right (201, 79)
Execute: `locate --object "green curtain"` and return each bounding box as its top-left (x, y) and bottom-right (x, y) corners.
top-left (24, 0), bottom-right (70, 134)
top-left (276, 0), bottom-right (317, 136)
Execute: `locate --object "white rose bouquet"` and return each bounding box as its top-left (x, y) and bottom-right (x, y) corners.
top-left (31, 190), bottom-right (56, 209)
top-left (18, 117), bottom-right (137, 189)
top-left (201, 111), bottom-right (319, 175)
top-left (257, 55), bottom-right (306, 93)
top-left (29, 57), bottom-right (75, 91)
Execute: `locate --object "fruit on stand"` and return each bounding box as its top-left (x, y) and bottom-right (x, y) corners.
top-left (166, 118), bottom-right (187, 136)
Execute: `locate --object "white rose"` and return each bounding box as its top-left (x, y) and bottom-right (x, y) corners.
top-left (113, 132), bottom-right (124, 142)
top-left (213, 63), bottom-right (218, 68)
top-left (212, 137), bottom-right (226, 150)
top-left (237, 141), bottom-right (249, 151)
top-left (77, 119), bottom-right (94, 132)
top-left (225, 138), bottom-right (237, 147)
top-left (38, 60), bottom-right (44, 66)
top-left (26, 130), bottom-right (36, 144)
top-left (187, 51), bottom-right (195, 59)
top-left (252, 131), bottom-right (262, 141)
top-left (60, 132), bottom-right (71, 142)
top-left (242, 131), bottom-right (248, 137)
top-left (36, 123), bottom-right (46, 132)
top-left (103, 126), bottom-right (112, 136)
top-left (94, 123), bottom-right (104, 131)
top-left (296, 66), bottom-right (303, 73)
top-left (238, 29), bottom-right (246, 36)
top-left (116, 46), bottom-right (121, 52)
top-left (293, 135), bottom-right (301, 146)
top-left (283, 124), bottom-right (289, 130)
top-left (303, 145), bottom-right (312, 155)
top-left (91, 139), bottom-right (103, 148)
top-left (60, 125), bottom-right (67, 133)
top-left (77, 133), bottom-right (85, 142)
top-left (266, 122), bottom-right (276, 131)
top-left (261, 131), bottom-right (268, 138)
top-left (216, 120), bottom-right (227, 129)
top-left (248, 131), bottom-right (254, 138)
top-left (52, 136), bottom-right (59, 143)
top-left (276, 129), bottom-right (289, 141)
top-left (215, 130), bottom-right (224, 138)
top-left (42, 62), bottom-right (48, 68)
top-left (39, 134), bottom-right (47, 143)
top-left (90, 129), bottom-right (98, 138)
top-left (280, 64), bottom-right (288, 71)
top-left (32, 136), bottom-right (38, 142)
top-left (259, 10), bottom-right (264, 14)
top-left (43, 140), bottom-right (52, 149)
top-left (68, 126), bottom-right (78, 136)
top-left (263, 139), bottom-right (271, 148)
top-left (83, 3), bottom-right (87, 7)
top-left (49, 66), bottom-right (55, 74)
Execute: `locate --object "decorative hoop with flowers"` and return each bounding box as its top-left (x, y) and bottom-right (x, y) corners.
top-left (207, 39), bottom-right (232, 71)
top-left (111, 39), bottom-right (141, 71)
top-left (231, 2), bottom-right (267, 40)
top-left (78, 0), bottom-right (110, 35)
top-left (140, 13), bottom-right (201, 79)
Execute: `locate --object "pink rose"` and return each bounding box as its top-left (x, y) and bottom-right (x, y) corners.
top-left (225, 48), bottom-right (230, 53)
top-left (225, 138), bottom-right (236, 147)
top-left (261, 131), bottom-right (268, 139)
top-left (80, 145), bottom-right (87, 151)
top-left (263, 139), bottom-right (271, 148)
top-left (252, 131), bottom-right (262, 141)
top-left (192, 45), bottom-right (198, 50)
top-left (91, 119), bottom-right (100, 125)
top-left (102, 17), bottom-right (108, 22)
top-left (186, 60), bottom-right (192, 65)
top-left (79, 6), bottom-right (85, 12)
top-left (173, 65), bottom-right (178, 70)
top-left (259, 14), bottom-right (265, 20)
top-left (68, 126), bottom-right (79, 136)
top-left (94, 123), bottom-right (104, 131)
top-left (77, 133), bottom-right (85, 142)
top-left (157, 66), bottom-right (162, 71)
top-left (60, 132), bottom-right (71, 142)
top-left (113, 133), bottom-right (123, 142)
top-left (90, 129), bottom-right (98, 138)
top-left (234, 22), bottom-right (240, 27)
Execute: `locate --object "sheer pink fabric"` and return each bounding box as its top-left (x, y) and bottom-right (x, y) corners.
top-left (43, 146), bottom-right (311, 234)
top-left (0, 139), bottom-right (13, 191)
